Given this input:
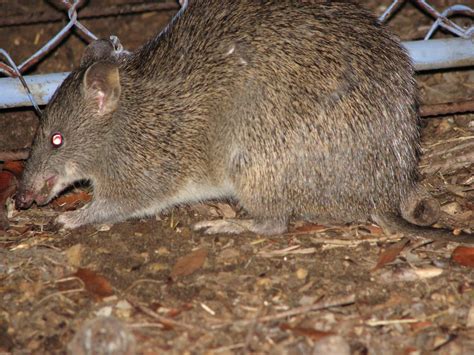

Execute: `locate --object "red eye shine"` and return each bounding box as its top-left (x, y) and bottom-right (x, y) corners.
top-left (51, 132), bottom-right (64, 148)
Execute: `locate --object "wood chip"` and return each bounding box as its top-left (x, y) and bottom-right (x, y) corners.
top-left (171, 248), bottom-right (208, 278)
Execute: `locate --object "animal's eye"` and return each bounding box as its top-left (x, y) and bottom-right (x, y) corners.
top-left (51, 132), bottom-right (64, 148)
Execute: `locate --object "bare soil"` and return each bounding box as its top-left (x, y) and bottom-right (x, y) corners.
top-left (1, 1), bottom-right (473, 354)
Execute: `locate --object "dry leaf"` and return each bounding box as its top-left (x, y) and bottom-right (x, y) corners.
top-left (280, 323), bottom-right (334, 340)
top-left (75, 268), bottom-right (114, 299)
top-left (2, 161), bottom-right (24, 178)
top-left (52, 191), bottom-right (92, 211)
top-left (171, 248), bottom-right (208, 278)
top-left (373, 238), bottom-right (410, 271)
top-left (452, 246), bottom-right (474, 268)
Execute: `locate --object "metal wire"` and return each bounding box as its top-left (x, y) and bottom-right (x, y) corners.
top-left (0, 49), bottom-right (42, 115)
top-left (0, 0), bottom-right (473, 110)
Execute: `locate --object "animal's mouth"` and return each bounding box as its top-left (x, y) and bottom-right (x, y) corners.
top-left (16, 175), bottom-right (58, 209)
top-left (35, 175), bottom-right (58, 205)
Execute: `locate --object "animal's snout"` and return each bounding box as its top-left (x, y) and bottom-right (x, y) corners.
top-left (15, 189), bottom-right (34, 209)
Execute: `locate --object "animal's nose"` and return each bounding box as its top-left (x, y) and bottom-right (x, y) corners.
top-left (15, 189), bottom-right (34, 209)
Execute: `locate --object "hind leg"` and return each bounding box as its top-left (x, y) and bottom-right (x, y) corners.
top-left (193, 183), bottom-right (289, 236)
top-left (193, 158), bottom-right (290, 235)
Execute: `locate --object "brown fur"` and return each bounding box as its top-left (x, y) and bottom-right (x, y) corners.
top-left (15, 0), bottom-right (472, 242)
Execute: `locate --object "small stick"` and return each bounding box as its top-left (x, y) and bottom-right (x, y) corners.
top-left (420, 151), bottom-right (474, 175)
top-left (36, 288), bottom-right (85, 306)
top-left (425, 135), bottom-right (474, 149)
top-left (309, 235), bottom-right (403, 246)
top-left (423, 140), bottom-right (474, 159)
top-left (366, 310), bottom-right (447, 327)
top-left (366, 318), bottom-right (421, 326)
top-left (213, 294), bottom-right (355, 329)
top-left (136, 304), bottom-right (198, 331)
top-left (420, 100), bottom-right (474, 117)
top-left (258, 246), bottom-right (317, 258)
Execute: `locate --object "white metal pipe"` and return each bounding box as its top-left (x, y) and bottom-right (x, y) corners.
top-left (0, 72), bottom-right (69, 108)
top-left (0, 38), bottom-right (473, 109)
top-left (403, 37), bottom-right (474, 71)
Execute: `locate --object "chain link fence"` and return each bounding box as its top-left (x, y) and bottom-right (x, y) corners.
top-left (0, 0), bottom-right (473, 111)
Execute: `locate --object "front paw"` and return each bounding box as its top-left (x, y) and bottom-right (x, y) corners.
top-left (56, 211), bottom-right (86, 229)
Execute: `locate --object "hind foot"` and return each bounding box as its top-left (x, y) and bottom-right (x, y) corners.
top-left (193, 218), bottom-right (287, 236)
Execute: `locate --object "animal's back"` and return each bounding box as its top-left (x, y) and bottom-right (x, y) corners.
top-left (144, 0), bottom-right (420, 223)
top-left (17, 0), bottom-right (427, 235)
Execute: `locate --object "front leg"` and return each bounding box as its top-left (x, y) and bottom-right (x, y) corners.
top-left (56, 199), bottom-right (129, 229)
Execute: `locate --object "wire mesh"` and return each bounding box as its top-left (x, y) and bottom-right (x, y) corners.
top-left (0, 0), bottom-right (472, 111)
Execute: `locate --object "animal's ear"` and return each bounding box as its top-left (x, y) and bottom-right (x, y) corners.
top-left (80, 39), bottom-right (115, 67)
top-left (83, 61), bottom-right (121, 116)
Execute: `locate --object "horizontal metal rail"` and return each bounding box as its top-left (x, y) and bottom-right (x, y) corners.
top-left (0, 0), bottom-right (472, 110)
top-left (1, 37), bottom-right (473, 109)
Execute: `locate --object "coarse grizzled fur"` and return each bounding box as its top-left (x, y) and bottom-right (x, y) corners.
top-left (16, 0), bottom-right (472, 242)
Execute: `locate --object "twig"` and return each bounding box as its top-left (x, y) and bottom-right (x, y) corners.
top-left (420, 100), bottom-right (474, 117)
top-left (36, 287), bottom-right (85, 306)
top-left (200, 302), bottom-right (216, 316)
top-left (423, 140), bottom-right (474, 159)
top-left (136, 304), bottom-right (198, 331)
top-left (310, 235), bottom-right (403, 246)
top-left (425, 136), bottom-right (474, 149)
top-left (420, 151), bottom-right (474, 175)
top-left (127, 322), bottom-right (165, 329)
top-left (366, 310), bottom-right (448, 327)
top-left (258, 245), bottom-right (317, 258)
top-left (366, 318), bottom-right (421, 326)
top-left (213, 294), bottom-right (355, 329)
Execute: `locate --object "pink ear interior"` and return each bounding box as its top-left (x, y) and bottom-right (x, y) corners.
top-left (83, 62), bottom-right (121, 115)
top-left (95, 89), bottom-right (107, 113)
